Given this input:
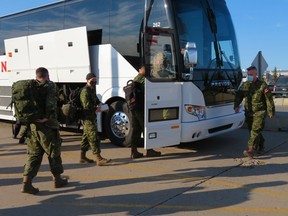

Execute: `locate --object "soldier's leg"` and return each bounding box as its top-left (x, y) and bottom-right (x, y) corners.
top-left (243, 116), bottom-right (254, 158)
top-left (130, 110), bottom-right (144, 159)
top-left (22, 124), bottom-right (44, 194)
top-left (248, 116), bottom-right (265, 150)
top-left (79, 120), bottom-right (94, 163)
top-left (81, 120), bottom-right (90, 152)
top-left (256, 122), bottom-right (266, 154)
top-left (132, 110), bottom-right (160, 157)
top-left (83, 119), bottom-right (111, 166)
top-left (39, 127), bottom-right (67, 188)
top-left (245, 115), bottom-right (253, 135)
top-left (82, 119), bottom-right (100, 154)
top-left (13, 121), bottom-right (22, 139)
top-left (23, 126), bottom-right (44, 178)
top-left (131, 110), bottom-right (144, 148)
top-left (47, 129), bottom-right (64, 175)
top-left (19, 124), bottom-right (28, 144)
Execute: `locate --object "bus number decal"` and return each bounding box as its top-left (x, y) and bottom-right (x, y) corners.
top-left (153, 22), bottom-right (161, 27)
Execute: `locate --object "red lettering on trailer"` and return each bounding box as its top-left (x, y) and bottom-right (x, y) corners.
top-left (1, 61), bottom-right (7, 72)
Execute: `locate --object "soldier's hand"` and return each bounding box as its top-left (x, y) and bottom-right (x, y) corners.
top-left (96, 106), bottom-right (101, 112)
top-left (234, 107), bottom-right (239, 113)
top-left (35, 118), bottom-right (49, 123)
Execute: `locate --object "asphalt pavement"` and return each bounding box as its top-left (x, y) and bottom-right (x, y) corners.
top-left (0, 99), bottom-right (288, 216)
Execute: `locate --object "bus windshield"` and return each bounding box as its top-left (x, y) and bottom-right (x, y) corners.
top-left (174, 0), bottom-right (242, 106)
top-left (174, 0), bottom-right (240, 70)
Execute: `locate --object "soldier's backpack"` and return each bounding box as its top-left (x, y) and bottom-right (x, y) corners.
top-left (61, 87), bottom-right (84, 122)
top-left (123, 80), bottom-right (143, 110)
top-left (11, 79), bottom-right (40, 123)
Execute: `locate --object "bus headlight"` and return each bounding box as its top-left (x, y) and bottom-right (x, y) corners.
top-left (184, 104), bottom-right (206, 120)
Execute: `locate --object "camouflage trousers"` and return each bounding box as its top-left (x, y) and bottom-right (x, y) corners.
top-left (23, 123), bottom-right (64, 178)
top-left (81, 119), bottom-right (101, 155)
top-left (131, 109), bottom-right (144, 148)
top-left (245, 114), bottom-right (265, 149)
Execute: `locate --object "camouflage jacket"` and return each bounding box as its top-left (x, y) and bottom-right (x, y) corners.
top-left (35, 80), bottom-right (59, 128)
top-left (133, 73), bottom-right (145, 87)
top-left (80, 85), bottom-right (101, 120)
top-left (234, 79), bottom-right (275, 117)
top-left (133, 73), bottom-right (145, 109)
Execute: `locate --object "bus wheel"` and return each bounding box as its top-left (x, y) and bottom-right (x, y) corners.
top-left (105, 101), bottom-right (132, 147)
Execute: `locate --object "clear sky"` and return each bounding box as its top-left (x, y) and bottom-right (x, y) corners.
top-left (0, 0), bottom-right (287, 71)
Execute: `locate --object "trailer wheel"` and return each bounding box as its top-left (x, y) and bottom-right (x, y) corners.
top-left (105, 101), bottom-right (133, 147)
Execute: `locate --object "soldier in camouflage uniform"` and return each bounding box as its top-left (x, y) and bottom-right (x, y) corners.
top-left (234, 66), bottom-right (275, 158)
top-left (79, 72), bottom-right (111, 166)
top-left (22, 67), bottom-right (68, 195)
top-left (130, 65), bottom-right (161, 158)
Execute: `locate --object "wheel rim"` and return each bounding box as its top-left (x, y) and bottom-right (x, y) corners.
top-left (110, 111), bottom-right (130, 139)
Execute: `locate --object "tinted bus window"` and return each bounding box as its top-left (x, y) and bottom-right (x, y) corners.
top-left (64, 0), bottom-right (110, 44)
top-left (28, 7), bottom-right (64, 35)
top-left (0, 16), bottom-right (29, 54)
top-left (110, 0), bottom-right (144, 57)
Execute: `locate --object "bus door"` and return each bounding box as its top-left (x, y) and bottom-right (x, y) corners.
top-left (143, 30), bottom-right (182, 149)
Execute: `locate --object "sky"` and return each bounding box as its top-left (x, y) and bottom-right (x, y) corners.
top-left (0, 0), bottom-right (287, 71)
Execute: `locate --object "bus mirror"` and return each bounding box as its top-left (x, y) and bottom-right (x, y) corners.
top-left (184, 42), bottom-right (197, 69)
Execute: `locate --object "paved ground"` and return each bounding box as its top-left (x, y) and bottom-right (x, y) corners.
top-left (0, 97), bottom-right (288, 216)
top-left (0, 112), bottom-right (288, 216)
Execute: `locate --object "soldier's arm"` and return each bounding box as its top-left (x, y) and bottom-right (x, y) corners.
top-left (45, 81), bottom-right (58, 119)
top-left (234, 87), bottom-right (244, 112)
top-left (80, 88), bottom-right (90, 110)
top-left (263, 84), bottom-right (275, 117)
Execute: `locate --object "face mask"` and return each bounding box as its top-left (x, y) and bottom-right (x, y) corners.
top-left (247, 75), bottom-right (254, 82)
top-left (90, 81), bottom-right (96, 86)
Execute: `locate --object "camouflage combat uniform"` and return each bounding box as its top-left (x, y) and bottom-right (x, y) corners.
top-left (80, 85), bottom-right (101, 154)
top-left (234, 79), bottom-right (275, 151)
top-left (130, 73), bottom-right (145, 149)
top-left (23, 80), bottom-right (64, 178)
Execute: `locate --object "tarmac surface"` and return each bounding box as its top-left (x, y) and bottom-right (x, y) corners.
top-left (0, 98), bottom-right (288, 216)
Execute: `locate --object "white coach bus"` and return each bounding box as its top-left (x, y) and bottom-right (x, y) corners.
top-left (0, 0), bottom-right (244, 149)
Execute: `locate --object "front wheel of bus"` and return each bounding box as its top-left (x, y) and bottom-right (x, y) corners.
top-left (105, 101), bottom-right (132, 147)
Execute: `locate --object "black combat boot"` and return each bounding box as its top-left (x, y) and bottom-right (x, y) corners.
top-left (21, 176), bottom-right (39, 194)
top-left (19, 136), bottom-right (26, 144)
top-left (131, 148), bottom-right (143, 159)
top-left (95, 154), bottom-right (111, 166)
top-left (13, 123), bottom-right (21, 139)
top-left (255, 145), bottom-right (265, 156)
top-left (146, 149), bottom-right (161, 157)
top-left (53, 174), bottom-right (68, 188)
top-left (80, 151), bottom-right (94, 164)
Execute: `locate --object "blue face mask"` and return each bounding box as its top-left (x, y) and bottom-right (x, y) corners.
top-left (247, 75), bottom-right (254, 82)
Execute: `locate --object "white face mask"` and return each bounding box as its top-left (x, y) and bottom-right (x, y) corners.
top-left (247, 75), bottom-right (254, 82)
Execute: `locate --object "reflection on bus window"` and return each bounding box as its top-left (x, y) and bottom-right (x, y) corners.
top-left (151, 52), bottom-right (176, 79)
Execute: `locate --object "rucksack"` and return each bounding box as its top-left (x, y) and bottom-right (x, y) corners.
top-left (11, 79), bottom-right (40, 123)
top-left (123, 80), bottom-right (143, 110)
top-left (61, 87), bottom-right (83, 121)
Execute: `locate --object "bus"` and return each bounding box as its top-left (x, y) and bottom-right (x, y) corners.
top-left (0, 0), bottom-right (245, 149)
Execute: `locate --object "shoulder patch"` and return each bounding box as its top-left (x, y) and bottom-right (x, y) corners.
top-left (263, 88), bottom-right (269, 94)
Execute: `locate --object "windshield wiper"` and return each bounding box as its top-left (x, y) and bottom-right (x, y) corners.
top-left (206, 0), bottom-right (223, 69)
top-left (204, 0), bottom-right (238, 87)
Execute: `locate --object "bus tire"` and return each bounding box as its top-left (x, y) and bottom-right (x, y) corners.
top-left (105, 100), bottom-right (133, 147)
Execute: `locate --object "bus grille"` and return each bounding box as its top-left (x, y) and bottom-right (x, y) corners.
top-left (208, 124), bottom-right (233, 134)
